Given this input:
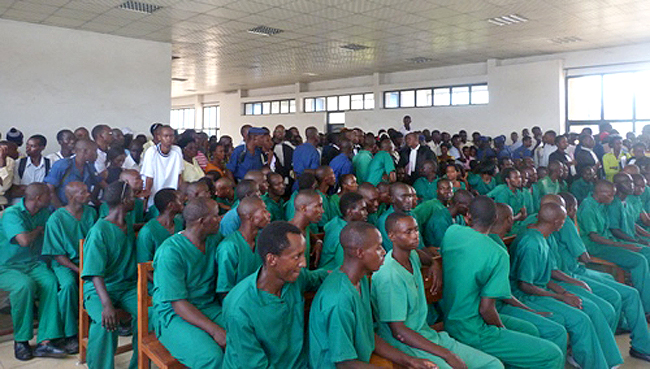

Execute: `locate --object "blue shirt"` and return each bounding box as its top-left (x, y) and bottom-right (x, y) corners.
top-left (497, 147), bottom-right (512, 159)
top-left (513, 145), bottom-right (533, 159)
top-left (329, 153), bottom-right (353, 185)
top-left (292, 143), bottom-right (320, 177)
top-left (220, 202), bottom-right (240, 237)
top-left (44, 157), bottom-right (100, 205)
top-left (226, 145), bottom-right (263, 181)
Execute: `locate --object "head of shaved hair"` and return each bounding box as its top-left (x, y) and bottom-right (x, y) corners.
top-left (389, 182), bottom-right (411, 198)
top-left (540, 194), bottom-right (566, 208)
top-left (469, 195), bottom-right (497, 227)
top-left (237, 196), bottom-right (265, 219)
top-left (595, 179), bottom-right (615, 193)
top-left (358, 182), bottom-right (378, 195)
top-left (613, 172), bottom-right (632, 185)
top-left (64, 181), bottom-right (86, 200)
top-left (119, 169), bottom-right (140, 182)
top-left (244, 170), bottom-right (265, 183)
top-left (451, 189), bottom-right (474, 205)
top-left (215, 177), bottom-right (234, 188)
top-left (154, 188), bottom-right (179, 213)
top-left (25, 182), bottom-right (50, 200)
top-left (294, 189), bottom-right (320, 210)
top-left (234, 179), bottom-right (258, 200)
top-left (315, 166), bottom-right (332, 181)
top-left (340, 221), bottom-right (379, 254)
top-left (185, 181), bottom-right (208, 196)
top-left (74, 138), bottom-right (97, 151)
top-left (622, 164), bottom-right (640, 175)
top-left (495, 203), bottom-right (513, 222)
top-left (385, 211), bottom-right (413, 234)
top-left (305, 126), bottom-right (318, 140)
top-left (183, 198), bottom-right (217, 224)
top-left (436, 178), bottom-right (452, 189)
top-left (537, 202), bottom-right (566, 224)
top-left (558, 192), bottom-right (577, 209)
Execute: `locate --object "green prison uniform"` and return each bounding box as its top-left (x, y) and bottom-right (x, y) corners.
top-left (608, 195), bottom-right (646, 241)
top-left (81, 218), bottom-right (138, 369)
top-left (41, 205), bottom-right (98, 337)
top-left (487, 184), bottom-right (528, 234)
top-left (353, 149), bottom-right (373, 184)
top-left (285, 190), bottom-right (332, 228)
top-left (412, 198), bottom-right (445, 227)
top-left (440, 225), bottom-right (564, 369)
top-left (215, 230), bottom-right (262, 294)
top-left (136, 216), bottom-right (184, 263)
top-left (262, 193), bottom-right (285, 222)
top-left (413, 177), bottom-right (438, 202)
top-left (579, 195), bottom-right (650, 312)
top-left (152, 233), bottom-right (224, 369)
top-left (0, 199), bottom-right (62, 343)
top-left (371, 250), bottom-right (503, 369)
top-left (329, 193), bottom-right (342, 218)
top-left (366, 151), bottom-right (395, 186)
top-left (642, 185), bottom-right (650, 213)
top-left (216, 197), bottom-right (233, 215)
top-left (378, 206), bottom-right (425, 251)
top-left (467, 173), bottom-right (497, 196)
top-left (536, 176), bottom-right (561, 200)
top-left (309, 269), bottom-right (375, 368)
top-left (368, 203), bottom-right (390, 227)
top-left (424, 207), bottom-right (465, 247)
top-left (99, 197), bottom-right (146, 225)
top-left (319, 216), bottom-right (347, 270)
top-left (509, 228), bottom-right (613, 369)
top-left (570, 178), bottom-right (594, 204)
top-left (222, 267), bottom-right (328, 369)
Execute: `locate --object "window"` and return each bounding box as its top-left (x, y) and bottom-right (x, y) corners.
top-left (243, 99), bottom-right (296, 115)
top-left (202, 106), bottom-right (220, 137)
top-left (384, 84), bottom-right (488, 108)
top-left (170, 108), bottom-right (195, 132)
top-left (303, 93), bottom-right (374, 112)
top-left (567, 70), bottom-right (650, 134)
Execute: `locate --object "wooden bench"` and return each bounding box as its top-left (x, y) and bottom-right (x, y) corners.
top-left (137, 261), bottom-right (184, 369)
top-left (586, 257), bottom-right (626, 284)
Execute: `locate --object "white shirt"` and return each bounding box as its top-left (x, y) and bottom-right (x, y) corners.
top-left (427, 141), bottom-right (442, 156)
top-left (399, 126), bottom-right (412, 137)
top-left (0, 157), bottom-right (14, 205)
top-left (94, 148), bottom-right (107, 174)
top-left (14, 157), bottom-right (47, 185)
top-left (535, 144), bottom-right (557, 167)
top-left (45, 151), bottom-right (65, 164)
top-left (141, 144), bottom-right (184, 208)
top-left (122, 151), bottom-right (140, 171)
top-left (408, 145), bottom-right (419, 175)
top-left (449, 146), bottom-right (462, 160)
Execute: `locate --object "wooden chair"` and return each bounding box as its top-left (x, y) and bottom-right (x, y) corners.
top-left (137, 261), bottom-right (183, 369)
top-left (587, 257), bottom-right (626, 284)
top-left (502, 235), bottom-right (516, 249)
top-left (78, 239), bottom-right (133, 364)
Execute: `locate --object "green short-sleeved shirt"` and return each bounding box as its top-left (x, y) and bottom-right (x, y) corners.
top-left (412, 198), bottom-right (445, 228)
top-left (487, 184), bottom-right (527, 215)
top-left (440, 225), bottom-right (511, 345)
top-left (136, 217), bottom-right (184, 263)
top-left (413, 177), bottom-right (438, 202)
top-left (329, 194), bottom-right (342, 218)
top-left (223, 267), bottom-right (328, 369)
top-left (353, 150), bottom-right (373, 184)
top-left (0, 199), bottom-right (51, 268)
top-left (262, 193), bottom-right (285, 222)
top-left (42, 205), bottom-right (97, 265)
top-left (99, 197), bottom-right (145, 225)
top-left (509, 228), bottom-right (555, 297)
top-left (467, 173), bottom-right (497, 195)
top-left (552, 218), bottom-right (588, 276)
top-left (577, 196), bottom-right (613, 253)
top-left (536, 176), bottom-right (561, 199)
top-left (366, 151), bottom-right (395, 186)
top-left (81, 218), bottom-right (136, 294)
top-left (641, 186), bottom-right (650, 213)
top-left (424, 208), bottom-right (465, 247)
top-left (216, 197), bottom-right (234, 215)
top-left (607, 196), bottom-right (638, 239)
top-left (319, 217), bottom-right (347, 270)
top-left (153, 233), bottom-right (221, 328)
top-left (570, 178), bottom-right (594, 204)
top-left (215, 230), bottom-right (262, 294)
top-left (488, 233), bottom-right (507, 250)
top-left (309, 269), bottom-right (375, 368)
top-left (378, 206), bottom-right (425, 251)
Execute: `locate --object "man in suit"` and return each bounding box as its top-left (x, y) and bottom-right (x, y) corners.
top-left (399, 132), bottom-right (437, 184)
top-left (575, 134), bottom-right (601, 177)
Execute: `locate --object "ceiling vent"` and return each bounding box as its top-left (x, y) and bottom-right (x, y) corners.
top-left (340, 43), bottom-right (369, 51)
top-left (171, 56), bottom-right (180, 60)
top-left (171, 78), bottom-right (187, 82)
top-left (406, 57), bottom-right (433, 64)
top-left (487, 14), bottom-right (528, 26)
top-left (247, 25), bottom-right (283, 36)
top-left (119, 1), bottom-right (162, 14)
top-left (550, 36), bottom-right (582, 44)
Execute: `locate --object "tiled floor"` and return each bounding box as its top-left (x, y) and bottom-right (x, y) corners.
top-left (0, 332), bottom-right (648, 368)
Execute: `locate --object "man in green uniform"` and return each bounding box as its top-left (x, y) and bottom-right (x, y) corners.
top-left (329, 174), bottom-right (358, 218)
top-left (467, 161), bottom-right (498, 195)
top-left (378, 183), bottom-right (425, 251)
top-left (424, 189), bottom-right (472, 247)
top-left (315, 165), bottom-right (336, 228)
top-left (487, 168), bottom-right (528, 232)
top-left (284, 172), bottom-right (318, 221)
top-left (223, 221), bottom-right (328, 368)
top-left (358, 182), bottom-right (381, 226)
top-left (320, 192), bottom-right (368, 270)
top-left (215, 177), bottom-right (235, 215)
top-left (81, 181), bottom-right (138, 369)
top-left (216, 196), bottom-right (270, 297)
top-left (570, 165), bottom-right (596, 204)
top-left (413, 160), bottom-right (438, 202)
top-left (373, 212), bottom-right (503, 368)
top-left (309, 221), bottom-right (436, 369)
top-left (152, 199), bottom-right (226, 369)
top-left (289, 189), bottom-right (324, 267)
top-left (440, 195), bottom-right (564, 369)
top-left (99, 169), bottom-right (147, 227)
top-left (353, 134), bottom-right (375, 184)
top-left (42, 181), bottom-right (98, 353)
top-left (136, 188), bottom-right (184, 263)
top-left (262, 172), bottom-right (286, 222)
top-left (0, 183), bottom-right (67, 360)
top-left (412, 178), bottom-right (453, 228)
top-left (534, 161), bottom-right (563, 204)
top-left (608, 172), bottom-right (650, 245)
top-left (367, 137), bottom-right (397, 185)
top-left (220, 178), bottom-right (262, 237)
top-left (510, 202), bottom-right (616, 369)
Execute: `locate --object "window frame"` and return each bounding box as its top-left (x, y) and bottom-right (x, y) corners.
top-left (303, 93), bottom-right (375, 113)
top-left (243, 99), bottom-right (296, 116)
top-left (383, 83), bottom-right (488, 109)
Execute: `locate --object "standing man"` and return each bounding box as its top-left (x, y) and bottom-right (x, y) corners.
top-left (46, 129), bottom-right (76, 164)
top-left (329, 139), bottom-right (354, 187)
top-left (292, 126), bottom-right (321, 179)
top-left (141, 125), bottom-right (184, 209)
top-left (549, 135), bottom-right (577, 180)
top-left (353, 134), bottom-right (375, 184)
top-left (90, 124), bottom-right (114, 176)
top-left (399, 115), bottom-right (413, 136)
top-left (399, 132), bottom-right (436, 185)
top-left (227, 127), bottom-right (266, 181)
top-left (13, 134), bottom-right (51, 192)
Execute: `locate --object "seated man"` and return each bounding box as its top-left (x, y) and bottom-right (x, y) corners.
top-left (412, 178), bottom-right (453, 227)
top-left (424, 189), bottom-right (472, 247)
top-left (320, 192), bottom-right (367, 270)
top-left (152, 199), bottom-right (225, 368)
top-left (440, 196), bottom-right (564, 369)
top-left (222, 221), bottom-right (328, 368)
top-left (314, 165), bottom-right (337, 227)
top-left (510, 202), bottom-right (617, 369)
top-left (412, 160), bottom-right (438, 202)
top-left (487, 168), bottom-right (529, 231)
top-left (358, 182), bottom-right (381, 226)
top-left (373, 212), bottom-right (503, 369)
top-left (570, 165), bottom-right (596, 204)
top-left (81, 181), bottom-right (138, 369)
top-left (262, 172), bottom-right (286, 222)
top-left (0, 183), bottom-right (66, 360)
top-left (289, 189), bottom-right (324, 267)
top-left (329, 173), bottom-right (358, 218)
top-left (608, 172), bottom-right (650, 246)
top-left (136, 188), bottom-right (184, 263)
top-left (284, 172), bottom-right (319, 221)
top-left (378, 183), bottom-right (424, 251)
top-left (42, 181), bottom-right (98, 354)
top-left (220, 170), bottom-right (266, 237)
top-left (533, 161), bottom-right (564, 204)
top-left (100, 169), bottom-right (147, 226)
top-left (216, 196), bottom-right (270, 297)
top-left (309, 221), bottom-right (436, 369)
top-left (215, 177), bottom-right (235, 215)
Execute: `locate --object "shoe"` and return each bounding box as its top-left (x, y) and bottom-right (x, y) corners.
top-left (630, 347), bottom-right (650, 362)
top-left (117, 323), bottom-right (132, 337)
top-left (14, 341), bottom-right (33, 361)
top-left (61, 336), bottom-right (79, 354)
top-left (32, 341), bottom-right (67, 358)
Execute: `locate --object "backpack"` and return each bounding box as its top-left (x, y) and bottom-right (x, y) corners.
top-left (18, 157), bottom-right (51, 179)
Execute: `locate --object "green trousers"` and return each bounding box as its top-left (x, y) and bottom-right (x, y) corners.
top-left (522, 295), bottom-right (610, 369)
top-left (51, 263), bottom-right (78, 337)
top-left (499, 313), bottom-right (540, 337)
top-left (0, 262), bottom-right (63, 342)
top-left (156, 304), bottom-right (224, 369)
top-left (498, 305), bottom-right (568, 358)
top-left (406, 331), bottom-right (504, 369)
top-left (85, 288), bottom-right (138, 369)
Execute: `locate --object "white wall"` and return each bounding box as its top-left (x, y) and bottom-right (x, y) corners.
top-left (0, 19), bottom-right (171, 155)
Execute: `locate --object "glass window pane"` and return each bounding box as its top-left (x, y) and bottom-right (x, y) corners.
top-left (364, 93), bottom-right (374, 109)
top-left (433, 88), bottom-right (450, 106)
top-left (327, 96), bottom-right (338, 111)
top-left (385, 91), bottom-right (399, 108)
top-left (609, 122), bottom-right (634, 137)
top-left (315, 97), bottom-right (326, 112)
top-left (271, 101), bottom-right (280, 114)
top-left (603, 73), bottom-right (634, 120)
top-left (636, 72), bottom-right (650, 119)
top-left (636, 121), bottom-right (650, 136)
top-left (262, 102), bottom-right (271, 115)
top-left (304, 98), bottom-right (315, 113)
top-left (253, 103), bottom-right (262, 115)
top-left (568, 76), bottom-right (602, 120)
top-left (416, 89), bottom-right (432, 107)
top-left (400, 90), bottom-right (415, 107)
top-left (244, 103), bottom-right (253, 115)
top-left (280, 100), bottom-right (289, 114)
top-left (451, 86), bottom-right (470, 105)
top-left (471, 85), bottom-right (489, 104)
top-left (339, 95), bottom-right (350, 110)
top-left (351, 94), bottom-right (364, 110)
top-left (328, 112), bottom-right (345, 124)
top-left (289, 99), bottom-right (296, 113)
top-left (568, 124), bottom-right (600, 135)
